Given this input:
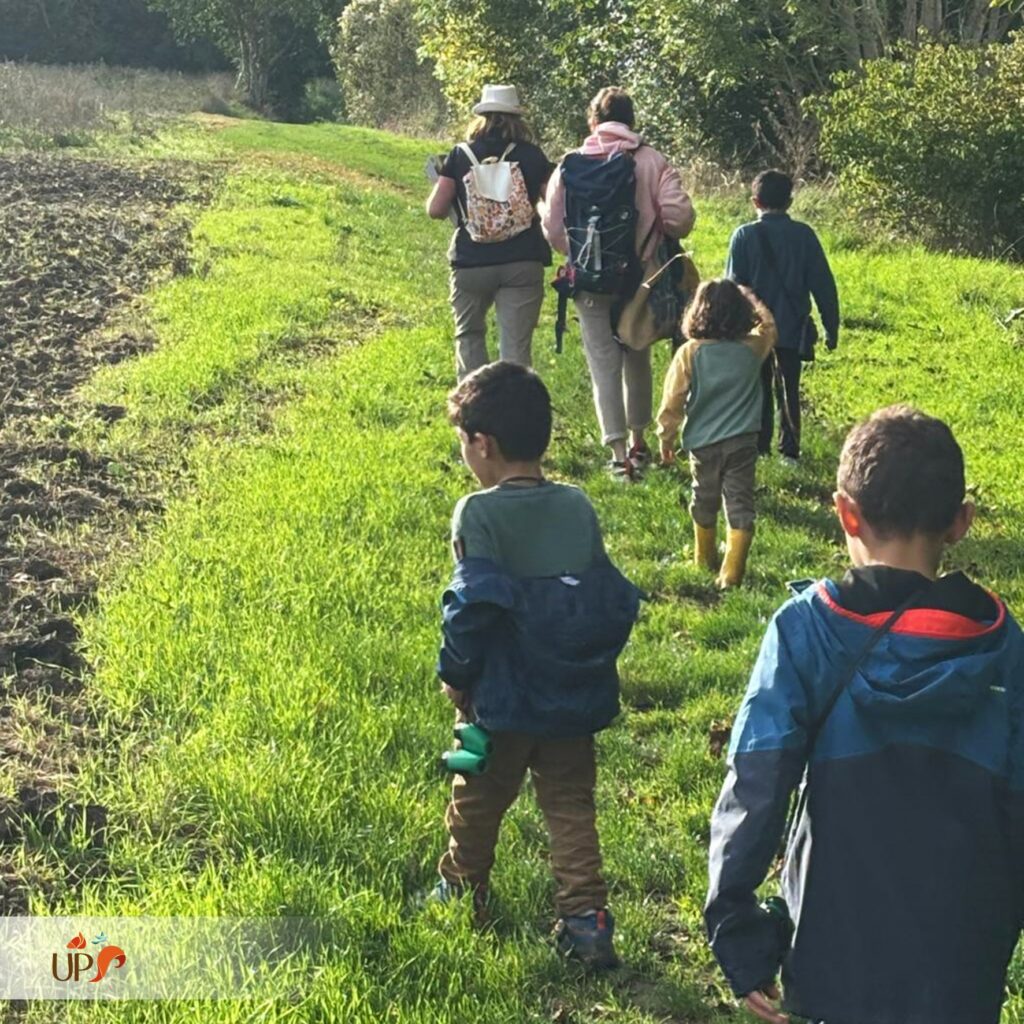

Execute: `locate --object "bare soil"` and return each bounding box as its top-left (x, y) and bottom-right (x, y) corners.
top-left (0, 153), bottom-right (216, 912)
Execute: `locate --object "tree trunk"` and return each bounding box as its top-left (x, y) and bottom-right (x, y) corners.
top-left (984, 4), bottom-right (1010, 41)
top-left (861, 0), bottom-right (887, 57)
top-left (962, 0), bottom-right (991, 42)
top-left (902, 0), bottom-right (919, 42)
top-left (235, 24), bottom-right (272, 109)
top-left (835, 0), bottom-right (864, 67)
top-left (920, 0), bottom-right (943, 35)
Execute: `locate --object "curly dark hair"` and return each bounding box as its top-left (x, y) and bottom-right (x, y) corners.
top-left (447, 362), bottom-right (552, 461)
top-left (838, 405), bottom-right (966, 538)
top-left (683, 279), bottom-right (757, 340)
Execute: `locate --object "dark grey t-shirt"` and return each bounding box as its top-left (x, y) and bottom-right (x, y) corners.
top-left (440, 137), bottom-right (554, 269)
top-left (450, 480), bottom-right (604, 577)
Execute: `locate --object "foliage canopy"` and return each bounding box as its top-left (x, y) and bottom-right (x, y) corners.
top-left (144, 0), bottom-right (344, 108)
top-left (334, 0), bottom-right (448, 133)
top-left (814, 33), bottom-right (1024, 260)
top-left (412, 0), bottom-right (1020, 171)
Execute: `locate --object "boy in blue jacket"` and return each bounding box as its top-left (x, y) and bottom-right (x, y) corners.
top-left (726, 169), bottom-right (839, 464)
top-left (705, 405), bottom-right (1024, 1024)
top-left (433, 361), bottom-right (641, 968)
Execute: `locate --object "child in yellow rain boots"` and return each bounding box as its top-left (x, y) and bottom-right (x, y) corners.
top-left (656, 280), bottom-right (777, 588)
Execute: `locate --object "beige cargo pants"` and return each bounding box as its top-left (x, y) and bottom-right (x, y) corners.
top-left (450, 261), bottom-right (545, 380)
top-left (574, 292), bottom-right (653, 444)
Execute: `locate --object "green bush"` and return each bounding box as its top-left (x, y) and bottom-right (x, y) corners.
top-left (334, 0), bottom-right (448, 134)
top-left (814, 35), bottom-right (1024, 259)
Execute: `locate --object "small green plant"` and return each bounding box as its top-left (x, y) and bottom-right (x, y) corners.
top-left (813, 34), bottom-right (1024, 260)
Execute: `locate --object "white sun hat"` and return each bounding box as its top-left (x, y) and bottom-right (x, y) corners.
top-left (472, 84), bottom-right (523, 116)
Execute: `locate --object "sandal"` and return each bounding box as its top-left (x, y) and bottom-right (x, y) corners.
top-left (627, 440), bottom-right (652, 467)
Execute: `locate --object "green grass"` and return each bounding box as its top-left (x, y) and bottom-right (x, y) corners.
top-left (22, 118), bottom-right (1024, 1022)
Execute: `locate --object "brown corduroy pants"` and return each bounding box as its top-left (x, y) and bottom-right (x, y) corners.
top-left (438, 729), bottom-right (608, 918)
top-left (689, 431), bottom-right (759, 531)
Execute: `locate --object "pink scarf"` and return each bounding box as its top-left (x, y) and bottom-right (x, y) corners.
top-left (579, 122), bottom-right (642, 157)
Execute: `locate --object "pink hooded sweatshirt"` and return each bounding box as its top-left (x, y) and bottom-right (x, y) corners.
top-left (541, 122), bottom-right (695, 262)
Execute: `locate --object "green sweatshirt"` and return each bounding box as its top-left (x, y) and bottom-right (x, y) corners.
top-left (450, 479), bottom-right (604, 577)
top-left (656, 310), bottom-right (777, 452)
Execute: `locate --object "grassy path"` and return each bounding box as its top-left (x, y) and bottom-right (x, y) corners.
top-left (23, 120), bottom-right (1024, 1023)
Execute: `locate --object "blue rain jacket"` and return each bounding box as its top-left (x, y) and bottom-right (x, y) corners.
top-left (705, 573), bottom-right (1024, 1024)
top-left (437, 555), bottom-right (642, 737)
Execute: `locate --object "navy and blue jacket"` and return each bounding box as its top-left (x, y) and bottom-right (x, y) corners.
top-left (437, 555), bottom-right (642, 737)
top-left (705, 566), bottom-right (1024, 1024)
top-left (726, 212), bottom-right (840, 352)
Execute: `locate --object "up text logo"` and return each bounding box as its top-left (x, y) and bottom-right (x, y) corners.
top-left (51, 931), bottom-right (127, 984)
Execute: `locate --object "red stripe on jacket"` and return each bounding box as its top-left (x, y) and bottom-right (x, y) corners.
top-left (817, 582), bottom-right (1006, 640)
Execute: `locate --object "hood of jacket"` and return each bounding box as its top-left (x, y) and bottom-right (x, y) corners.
top-left (806, 578), bottom-right (1011, 721)
top-left (579, 121), bottom-right (642, 157)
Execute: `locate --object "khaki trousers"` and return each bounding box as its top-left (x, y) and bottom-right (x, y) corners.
top-left (575, 292), bottom-right (653, 445)
top-left (450, 261), bottom-right (544, 380)
top-left (438, 730), bottom-right (608, 918)
top-left (689, 432), bottom-right (759, 531)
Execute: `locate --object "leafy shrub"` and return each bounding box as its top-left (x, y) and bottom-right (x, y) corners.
top-left (814, 35), bottom-right (1024, 259)
top-left (334, 0), bottom-right (448, 135)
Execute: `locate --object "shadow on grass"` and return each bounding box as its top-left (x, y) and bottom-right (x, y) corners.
top-left (950, 534), bottom-right (1024, 583)
top-left (759, 490), bottom-right (843, 546)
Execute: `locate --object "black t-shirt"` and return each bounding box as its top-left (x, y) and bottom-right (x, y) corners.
top-left (440, 137), bottom-right (553, 269)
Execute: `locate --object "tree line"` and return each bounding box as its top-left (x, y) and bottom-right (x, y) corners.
top-left (4, 0), bottom-right (1021, 259)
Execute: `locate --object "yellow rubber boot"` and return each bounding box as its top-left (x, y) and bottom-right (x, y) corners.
top-left (717, 528), bottom-right (754, 589)
top-left (693, 522), bottom-right (718, 572)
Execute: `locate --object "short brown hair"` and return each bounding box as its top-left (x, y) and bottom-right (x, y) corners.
top-left (588, 87), bottom-right (635, 128)
top-left (683, 279), bottom-right (756, 340)
top-left (467, 113), bottom-right (534, 144)
top-left (752, 169), bottom-right (793, 210)
top-left (838, 405), bottom-right (966, 538)
top-left (447, 362), bottom-right (552, 461)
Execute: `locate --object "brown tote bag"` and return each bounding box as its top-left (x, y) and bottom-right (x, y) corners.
top-left (614, 238), bottom-right (700, 351)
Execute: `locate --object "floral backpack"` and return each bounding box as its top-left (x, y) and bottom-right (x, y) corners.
top-left (456, 142), bottom-right (535, 244)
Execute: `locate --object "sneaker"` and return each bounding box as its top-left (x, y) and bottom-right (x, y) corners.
top-left (607, 460), bottom-right (639, 483)
top-left (426, 878), bottom-right (490, 922)
top-left (627, 440), bottom-right (652, 468)
top-left (554, 908), bottom-right (619, 970)
top-left (779, 455), bottom-right (800, 468)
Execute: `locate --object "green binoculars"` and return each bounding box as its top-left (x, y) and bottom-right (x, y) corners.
top-left (441, 722), bottom-right (493, 776)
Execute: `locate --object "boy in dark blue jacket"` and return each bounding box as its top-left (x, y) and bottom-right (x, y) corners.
top-left (726, 170), bottom-right (839, 464)
top-left (705, 405), bottom-right (1024, 1024)
top-left (433, 361), bottom-right (641, 968)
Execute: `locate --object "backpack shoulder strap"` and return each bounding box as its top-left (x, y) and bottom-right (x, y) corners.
top-left (457, 142), bottom-right (481, 167)
top-left (499, 142), bottom-right (516, 162)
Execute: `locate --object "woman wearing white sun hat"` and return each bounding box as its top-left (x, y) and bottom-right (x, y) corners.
top-left (427, 85), bottom-right (554, 380)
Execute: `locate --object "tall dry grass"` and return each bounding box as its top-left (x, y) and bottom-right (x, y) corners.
top-left (0, 61), bottom-right (237, 144)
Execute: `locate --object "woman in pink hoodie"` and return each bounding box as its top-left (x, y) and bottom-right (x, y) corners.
top-left (542, 87), bottom-right (695, 481)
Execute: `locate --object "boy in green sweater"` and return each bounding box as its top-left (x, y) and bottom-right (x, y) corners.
top-left (656, 279), bottom-right (777, 587)
top-left (434, 361), bottom-right (641, 968)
